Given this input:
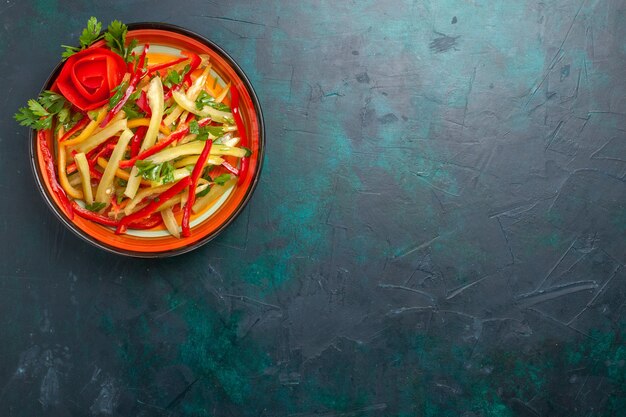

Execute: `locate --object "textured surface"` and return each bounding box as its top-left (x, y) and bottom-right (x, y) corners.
top-left (1, 0), bottom-right (626, 416)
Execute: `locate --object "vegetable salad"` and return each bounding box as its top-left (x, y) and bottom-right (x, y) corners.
top-left (16, 18), bottom-right (251, 238)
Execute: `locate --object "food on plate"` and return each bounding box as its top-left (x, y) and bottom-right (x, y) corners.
top-left (15, 17), bottom-right (252, 238)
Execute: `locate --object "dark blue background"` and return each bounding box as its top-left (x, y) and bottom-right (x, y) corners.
top-left (1, 1), bottom-right (625, 416)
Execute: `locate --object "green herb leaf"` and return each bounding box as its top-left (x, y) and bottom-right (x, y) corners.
top-left (61, 45), bottom-right (80, 60)
top-left (196, 185), bottom-right (211, 197)
top-left (109, 82), bottom-right (128, 108)
top-left (213, 173), bottom-right (231, 186)
top-left (85, 202), bottom-right (107, 212)
top-left (241, 146), bottom-right (252, 157)
top-left (188, 120), bottom-right (200, 134)
top-left (122, 104), bottom-right (142, 119)
top-left (61, 17), bottom-right (104, 60)
top-left (163, 64), bottom-right (190, 88)
top-left (164, 69), bottom-right (182, 88)
top-left (135, 160), bottom-right (176, 183)
top-left (206, 126), bottom-right (225, 138)
top-left (14, 91), bottom-right (70, 130)
top-left (189, 120), bottom-right (223, 141)
top-left (81, 17), bottom-right (103, 48)
top-left (105, 20), bottom-right (135, 63)
top-left (195, 90), bottom-right (230, 112)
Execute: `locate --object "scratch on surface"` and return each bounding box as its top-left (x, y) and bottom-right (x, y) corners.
top-left (497, 217), bottom-right (515, 265)
top-left (198, 15), bottom-right (267, 27)
top-left (386, 306), bottom-right (436, 316)
top-left (591, 138), bottom-right (626, 162)
top-left (488, 200), bottom-right (539, 218)
top-left (378, 284), bottom-right (437, 303)
top-left (222, 294), bottom-right (282, 310)
top-left (517, 281), bottom-right (598, 307)
top-left (525, 0), bottom-right (587, 107)
top-left (152, 299), bottom-right (188, 321)
top-left (534, 238), bottom-right (577, 292)
top-left (526, 307), bottom-right (593, 338)
top-left (411, 172), bottom-right (461, 197)
top-left (461, 67), bottom-right (477, 131)
top-left (288, 403), bottom-right (387, 417)
top-left (446, 273), bottom-right (492, 300)
top-left (392, 235), bottom-right (439, 260)
top-left (567, 265), bottom-right (621, 325)
top-left (165, 378), bottom-right (200, 410)
top-left (545, 120), bottom-right (565, 151)
top-left (510, 398), bottom-right (542, 417)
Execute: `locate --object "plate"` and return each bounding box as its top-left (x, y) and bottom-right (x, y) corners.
top-left (30, 23), bottom-right (264, 257)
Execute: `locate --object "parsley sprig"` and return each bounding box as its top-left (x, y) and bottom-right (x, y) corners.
top-left (105, 20), bottom-right (138, 63)
top-left (189, 119), bottom-right (224, 141)
top-left (135, 160), bottom-right (176, 184)
top-left (14, 91), bottom-right (69, 130)
top-left (61, 17), bottom-right (136, 63)
top-left (62, 17), bottom-right (103, 60)
top-left (195, 91), bottom-right (230, 112)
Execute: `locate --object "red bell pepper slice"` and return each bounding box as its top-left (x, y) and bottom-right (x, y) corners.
top-left (39, 130), bottom-right (74, 219)
top-left (66, 138), bottom-right (116, 175)
top-left (181, 51), bottom-right (201, 86)
top-left (135, 90), bottom-right (152, 116)
top-left (73, 202), bottom-right (163, 230)
top-left (181, 139), bottom-right (213, 237)
top-left (59, 115), bottom-right (89, 142)
top-left (99, 44), bottom-right (149, 127)
top-left (230, 85), bottom-right (249, 184)
top-left (221, 161), bottom-right (240, 176)
top-left (119, 127), bottom-right (188, 169)
top-left (128, 213), bottom-right (163, 230)
top-left (129, 126), bottom-right (148, 158)
top-left (72, 201), bottom-right (118, 226)
top-left (147, 56), bottom-right (188, 76)
top-left (119, 118), bottom-right (210, 169)
top-left (115, 177), bottom-right (191, 234)
top-left (89, 166), bottom-right (103, 181)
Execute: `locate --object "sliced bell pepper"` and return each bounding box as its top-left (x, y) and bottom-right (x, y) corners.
top-left (147, 56), bottom-right (188, 76)
top-left (135, 90), bottom-right (152, 116)
top-left (181, 51), bottom-right (201, 86)
top-left (119, 118), bottom-right (210, 169)
top-left (181, 139), bottom-right (213, 237)
top-left (221, 160), bottom-right (240, 176)
top-left (99, 44), bottom-right (149, 127)
top-left (72, 201), bottom-right (117, 226)
top-left (116, 177), bottom-right (191, 234)
top-left (59, 115), bottom-right (89, 142)
top-left (39, 130), bottom-right (74, 219)
top-left (230, 85), bottom-right (249, 184)
top-left (129, 126), bottom-right (148, 158)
